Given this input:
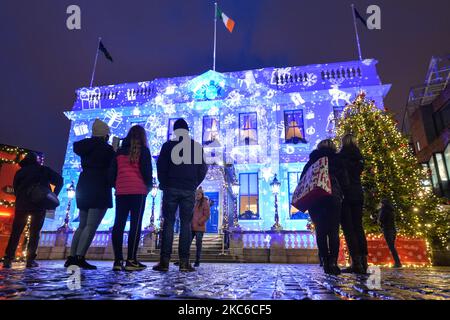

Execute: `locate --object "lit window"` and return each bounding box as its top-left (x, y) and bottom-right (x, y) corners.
top-left (445, 144), bottom-right (450, 180)
top-left (239, 173), bottom-right (259, 219)
top-left (202, 116), bottom-right (220, 145)
top-left (428, 157), bottom-right (439, 189)
top-left (288, 172), bottom-right (308, 219)
top-left (435, 153), bottom-right (448, 182)
top-left (239, 113), bottom-right (258, 146)
top-left (284, 110), bottom-right (306, 144)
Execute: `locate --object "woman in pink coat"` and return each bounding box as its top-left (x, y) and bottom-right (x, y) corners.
top-left (190, 187), bottom-right (210, 267)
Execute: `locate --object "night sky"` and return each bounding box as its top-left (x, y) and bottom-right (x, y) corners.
top-left (0, 0), bottom-right (449, 171)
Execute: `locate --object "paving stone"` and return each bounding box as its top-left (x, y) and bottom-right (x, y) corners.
top-left (0, 261), bottom-right (448, 300)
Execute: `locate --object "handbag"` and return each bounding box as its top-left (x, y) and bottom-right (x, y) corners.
top-left (26, 168), bottom-right (60, 210)
top-left (291, 156), bottom-right (332, 212)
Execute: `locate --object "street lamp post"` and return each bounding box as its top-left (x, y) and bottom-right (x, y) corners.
top-left (270, 174), bottom-right (282, 232)
top-left (145, 178), bottom-right (159, 232)
top-left (58, 181), bottom-right (75, 232)
top-left (231, 179), bottom-right (241, 230)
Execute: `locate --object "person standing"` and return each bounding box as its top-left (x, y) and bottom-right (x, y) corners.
top-left (153, 118), bottom-right (208, 272)
top-left (190, 187), bottom-right (210, 267)
top-left (378, 199), bottom-right (402, 268)
top-left (109, 125), bottom-right (153, 271)
top-left (64, 119), bottom-right (115, 270)
top-left (339, 134), bottom-right (368, 274)
top-left (3, 152), bottom-right (63, 268)
top-left (300, 139), bottom-right (349, 275)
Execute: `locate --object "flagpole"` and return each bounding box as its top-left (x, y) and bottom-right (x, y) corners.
top-left (351, 4), bottom-right (363, 61)
top-left (90, 37), bottom-right (101, 87)
top-left (213, 2), bottom-right (217, 71)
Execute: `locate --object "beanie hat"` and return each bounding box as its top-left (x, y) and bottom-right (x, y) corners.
top-left (92, 119), bottom-right (110, 137)
top-left (173, 118), bottom-right (189, 131)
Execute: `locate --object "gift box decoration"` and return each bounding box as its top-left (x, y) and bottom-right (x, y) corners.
top-left (103, 109), bottom-right (123, 129)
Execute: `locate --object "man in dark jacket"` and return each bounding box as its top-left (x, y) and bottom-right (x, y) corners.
top-left (378, 199), bottom-right (402, 268)
top-left (300, 139), bottom-right (349, 275)
top-left (3, 152), bottom-right (63, 268)
top-left (339, 136), bottom-right (368, 274)
top-left (153, 119), bottom-right (208, 272)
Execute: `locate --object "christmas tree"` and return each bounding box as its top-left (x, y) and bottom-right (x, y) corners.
top-left (335, 93), bottom-right (449, 249)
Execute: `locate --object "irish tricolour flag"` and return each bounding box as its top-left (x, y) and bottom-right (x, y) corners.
top-left (216, 7), bottom-right (235, 33)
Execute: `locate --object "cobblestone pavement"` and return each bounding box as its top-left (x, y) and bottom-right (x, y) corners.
top-left (0, 261), bottom-right (448, 300)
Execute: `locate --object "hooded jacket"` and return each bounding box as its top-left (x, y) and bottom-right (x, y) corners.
top-left (74, 137), bottom-right (115, 210)
top-left (108, 137), bottom-right (153, 195)
top-left (13, 156), bottom-right (63, 212)
top-left (339, 145), bottom-right (364, 202)
top-left (191, 196), bottom-right (211, 232)
top-left (300, 147), bottom-right (349, 201)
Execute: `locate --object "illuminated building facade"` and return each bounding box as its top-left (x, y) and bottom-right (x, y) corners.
top-left (43, 59), bottom-right (391, 232)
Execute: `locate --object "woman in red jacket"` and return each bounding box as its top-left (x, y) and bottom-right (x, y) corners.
top-left (190, 187), bottom-right (210, 267)
top-left (109, 125), bottom-right (153, 271)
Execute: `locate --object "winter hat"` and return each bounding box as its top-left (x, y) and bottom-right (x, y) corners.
top-left (92, 119), bottom-right (110, 137)
top-left (19, 152), bottom-right (38, 167)
top-left (173, 118), bottom-right (189, 132)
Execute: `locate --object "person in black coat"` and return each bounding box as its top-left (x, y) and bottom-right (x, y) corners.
top-left (378, 199), bottom-right (402, 268)
top-left (64, 119), bottom-right (115, 270)
top-left (339, 134), bottom-right (368, 274)
top-left (3, 152), bottom-right (63, 268)
top-left (153, 118), bottom-right (208, 272)
top-left (301, 139), bottom-right (349, 275)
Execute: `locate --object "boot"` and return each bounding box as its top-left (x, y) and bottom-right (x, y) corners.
top-left (328, 256), bottom-right (341, 275)
top-left (321, 256), bottom-right (332, 274)
top-left (179, 260), bottom-right (196, 272)
top-left (361, 255), bottom-right (368, 272)
top-left (76, 256), bottom-right (97, 270)
top-left (342, 256), bottom-right (366, 274)
top-left (112, 260), bottom-right (124, 271)
top-left (26, 260), bottom-right (39, 268)
top-left (319, 256), bottom-right (324, 267)
top-left (152, 257), bottom-right (170, 272)
top-left (194, 260), bottom-right (200, 267)
top-left (124, 260), bottom-right (146, 271)
top-left (64, 256), bottom-right (77, 268)
top-left (2, 257), bottom-right (12, 269)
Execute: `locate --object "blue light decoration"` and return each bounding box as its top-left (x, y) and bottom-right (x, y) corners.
top-left (43, 59), bottom-right (391, 232)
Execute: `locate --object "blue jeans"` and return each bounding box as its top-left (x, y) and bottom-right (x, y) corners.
top-left (160, 188), bottom-right (195, 262)
top-left (191, 231), bottom-right (204, 263)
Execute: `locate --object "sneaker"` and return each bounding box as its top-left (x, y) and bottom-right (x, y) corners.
top-left (64, 256), bottom-right (77, 268)
top-left (152, 260), bottom-right (169, 272)
top-left (76, 256), bottom-right (97, 270)
top-left (124, 260), bottom-right (146, 271)
top-left (179, 261), bottom-right (196, 272)
top-left (112, 260), bottom-right (124, 271)
top-left (26, 260), bottom-right (39, 268)
top-left (2, 258), bottom-right (12, 269)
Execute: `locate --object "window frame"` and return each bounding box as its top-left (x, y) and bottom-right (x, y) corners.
top-left (284, 110), bottom-right (306, 144)
top-left (202, 115), bottom-right (220, 145)
top-left (239, 112), bottom-right (258, 146)
top-left (287, 171), bottom-right (308, 219)
top-left (238, 172), bottom-right (259, 219)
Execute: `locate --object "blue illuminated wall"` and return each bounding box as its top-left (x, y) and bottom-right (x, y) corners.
top-left (43, 59), bottom-right (390, 232)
